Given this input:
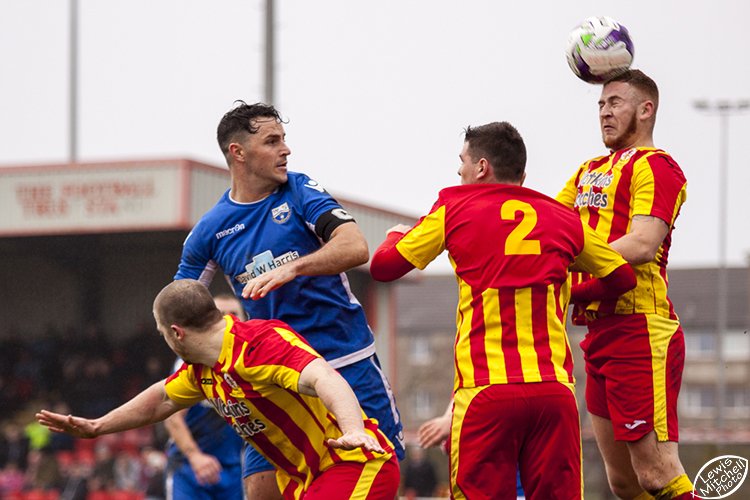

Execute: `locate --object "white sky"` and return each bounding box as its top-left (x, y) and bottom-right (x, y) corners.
top-left (1, 1), bottom-right (749, 270)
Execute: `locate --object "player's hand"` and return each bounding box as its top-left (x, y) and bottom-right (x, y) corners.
top-left (35, 410), bottom-right (99, 438)
top-left (327, 431), bottom-right (385, 454)
top-left (386, 224), bottom-right (412, 235)
top-left (187, 452), bottom-right (223, 486)
top-left (242, 265), bottom-right (298, 300)
top-left (418, 414), bottom-right (451, 448)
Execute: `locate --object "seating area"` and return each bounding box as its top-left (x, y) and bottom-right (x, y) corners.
top-left (0, 328), bottom-right (174, 499)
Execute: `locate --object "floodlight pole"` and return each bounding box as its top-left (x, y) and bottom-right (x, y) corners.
top-left (264, 0), bottom-right (275, 105)
top-left (69, 0), bottom-right (79, 164)
top-left (692, 99), bottom-right (750, 429)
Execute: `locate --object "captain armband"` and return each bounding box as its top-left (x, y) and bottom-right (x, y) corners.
top-left (315, 208), bottom-right (356, 242)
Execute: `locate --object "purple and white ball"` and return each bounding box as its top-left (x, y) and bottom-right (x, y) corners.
top-left (566, 16), bottom-right (634, 84)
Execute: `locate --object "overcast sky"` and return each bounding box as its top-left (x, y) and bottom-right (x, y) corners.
top-left (1, 1), bottom-right (749, 271)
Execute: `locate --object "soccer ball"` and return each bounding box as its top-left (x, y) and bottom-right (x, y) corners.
top-left (566, 16), bottom-right (634, 84)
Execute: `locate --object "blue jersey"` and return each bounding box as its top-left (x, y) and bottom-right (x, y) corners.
top-left (166, 360), bottom-right (244, 469)
top-left (175, 172), bottom-right (376, 367)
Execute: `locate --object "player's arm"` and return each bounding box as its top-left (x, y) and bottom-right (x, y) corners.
top-left (164, 409), bottom-right (222, 486)
top-left (297, 358), bottom-right (385, 454)
top-left (242, 220), bottom-right (368, 300)
top-left (36, 380), bottom-right (184, 438)
top-left (571, 224), bottom-right (637, 302)
top-left (370, 224), bottom-right (416, 282)
top-left (608, 214), bottom-right (669, 265)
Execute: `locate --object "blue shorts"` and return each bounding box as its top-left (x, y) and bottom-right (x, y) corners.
top-left (242, 354), bottom-right (405, 477)
top-left (166, 460), bottom-right (243, 500)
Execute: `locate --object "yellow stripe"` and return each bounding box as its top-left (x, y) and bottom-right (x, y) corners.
top-left (349, 458), bottom-right (388, 499)
top-left (454, 275), bottom-right (474, 390)
top-left (482, 287), bottom-right (507, 384)
top-left (450, 387), bottom-right (483, 500)
top-left (395, 205), bottom-right (446, 269)
top-left (547, 284), bottom-right (571, 383)
top-left (274, 327), bottom-right (320, 357)
top-left (645, 314), bottom-right (679, 441)
top-left (515, 288), bottom-right (541, 382)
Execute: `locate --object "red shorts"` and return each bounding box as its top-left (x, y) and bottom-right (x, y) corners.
top-left (450, 382), bottom-right (582, 500)
top-left (299, 454), bottom-right (400, 500)
top-left (581, 313), bottom-right (685, 442)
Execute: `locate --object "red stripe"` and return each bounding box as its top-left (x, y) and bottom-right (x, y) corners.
top-left (469, 287), bottom-right (489, 385)
top-left (282, 478), bottom-right (301, 498)
top-left (498, 289), bottom-right (522, 380)
top-left (531, 287), bottom-right (555, 380)
top-left (250, 395), bottom-right (325, 478)
top-left (609, 153), bottom-right (636, 242)
top-left (250, 430), bottom-right (308, 483)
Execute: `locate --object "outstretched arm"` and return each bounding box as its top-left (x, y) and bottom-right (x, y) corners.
top-left (242, 222), bottom-right (369, 300)
top-left (36, 380), bottom-right (183, 438)
top-left (297, 359), bottom-right (385, 454)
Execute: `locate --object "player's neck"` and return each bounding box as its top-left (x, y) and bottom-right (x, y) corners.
top-left (188, 322), bottom-right (226, 366)
top-left (230, 177), bottom-right (278, 203)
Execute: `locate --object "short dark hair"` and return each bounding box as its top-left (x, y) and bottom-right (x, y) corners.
top-left (464, 122), bottom-right (526, 182)
top-left (216, 101), bottom-right (285, 158)
top-left (605, 69), bottom-right (659, 112)
top-left (154, 280), bottom-right (223, 332)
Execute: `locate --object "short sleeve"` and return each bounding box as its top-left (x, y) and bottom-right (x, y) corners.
top-left (395, 198), bottom-right (447, 270)
top-left (164, 364), bottom-right (206, 406)
top-left (573, 222), bottom-right (628, 278)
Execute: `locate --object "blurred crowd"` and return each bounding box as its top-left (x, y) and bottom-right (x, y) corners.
top-left (0, 323), bottom-right (175, 500)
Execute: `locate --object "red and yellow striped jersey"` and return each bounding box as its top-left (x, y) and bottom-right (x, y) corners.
top-left (395, 184), bottom-right (627, 390)
top-left (164, 316), bottom-right (394, 498)
top-left (557, 147), bottom-right (687, 318)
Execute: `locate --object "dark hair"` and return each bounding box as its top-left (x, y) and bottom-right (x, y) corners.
top-left (464, 122), bottom-right (526, 182)
top-left (605, 69), bottom-right (659, 112)
top-left (216, 101), bottom-right (285, 158)
top-left (153, 280), bottom-right (223, 331)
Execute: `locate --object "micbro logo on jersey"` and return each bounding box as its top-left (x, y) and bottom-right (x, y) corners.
top-left (234, 249), bottom-right (300, 285)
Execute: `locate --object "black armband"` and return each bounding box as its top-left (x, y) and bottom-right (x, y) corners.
top-left (314, 208), bottom-right (356, 242)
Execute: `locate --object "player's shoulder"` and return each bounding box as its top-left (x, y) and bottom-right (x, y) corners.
top-left (636, 148), bottom-right (686, 181)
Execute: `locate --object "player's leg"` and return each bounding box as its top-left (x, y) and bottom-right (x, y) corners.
top-left (626, 316), bottom-right (692, 499)
top-left (582, 324), bottom-right (641, 498)
top-left (303, 455), bottom-right (400, 499)
top-left (450, 385), bottom-right (520, 500)
top-left (242, 445), bottom-right (281, 500)
top-left (519, 382), bottom-right (582, 500)
top-left (337, 355), bottom-right (405, 460)
top-left (590, 414), bottom-right (645, 499)
top-left (627, 433), bottom-right (691, 499)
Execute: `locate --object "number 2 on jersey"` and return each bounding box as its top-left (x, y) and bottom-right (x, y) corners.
top-left (501, 200), bottom-right (541, 255)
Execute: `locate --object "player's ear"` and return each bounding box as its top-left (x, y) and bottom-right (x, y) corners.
top-left (640, 100), bottom-right (655, 119)
top-left (171, 325), bottom-right (186, 340)
top-left (477, 158), bottom-right (489, 179)
top-left (228, 143), bottom-right (245, 163)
